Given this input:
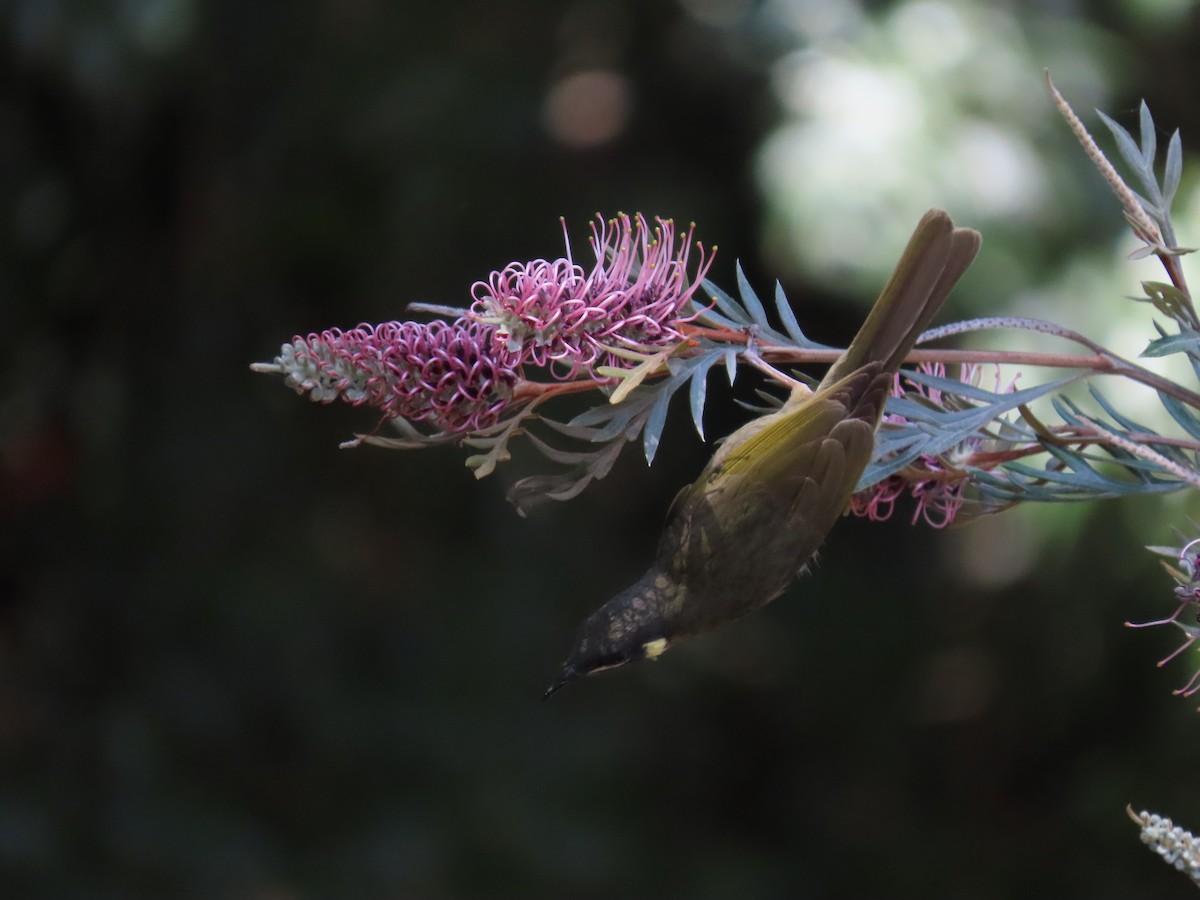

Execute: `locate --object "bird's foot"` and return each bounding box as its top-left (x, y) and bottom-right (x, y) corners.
top-left (741, 328), bottom-right (812, 399)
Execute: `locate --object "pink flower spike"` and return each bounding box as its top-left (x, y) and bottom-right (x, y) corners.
top-left (263, 319), bottom-right (519, 434)
top-left (468, 213), bottom-right (715, 378)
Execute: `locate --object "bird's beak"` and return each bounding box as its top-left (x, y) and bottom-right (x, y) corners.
top-left (543, 663), bottom-right (581, 700)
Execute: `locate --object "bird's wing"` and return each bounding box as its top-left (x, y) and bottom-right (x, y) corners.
top-left (703, 366), bottom-right (884, 488)
top-left (661, 368), bottom-right (889, 579)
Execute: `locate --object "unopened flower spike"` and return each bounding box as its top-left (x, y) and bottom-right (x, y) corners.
top-left (251, 319), bottom-right (520, 435)
top-left (1127, 805), bottom-right (1200, 888)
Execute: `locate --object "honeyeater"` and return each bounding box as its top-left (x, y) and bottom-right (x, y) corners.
top-left (544, 209), bottom-right (981, 697)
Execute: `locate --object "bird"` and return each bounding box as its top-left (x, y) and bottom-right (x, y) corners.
top-left (544, 209), bottom-right (981, 697)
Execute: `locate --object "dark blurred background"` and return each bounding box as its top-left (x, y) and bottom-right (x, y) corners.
top-left (5, 0), bottom-right (1200, 896)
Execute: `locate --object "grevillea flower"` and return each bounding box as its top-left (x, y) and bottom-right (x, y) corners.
top-left (255, 212), bottom-right (713, 438)
top-left (259, 319), bottom-right (519, 434)
top-left (468, 212), bottom-right (714, 377)
top-left (1127, 806), bottom-right (1200, 888)
top-left (850, 362), bottom-right (1016, 528)
top-left (1129, 538), bottom-right (1200, 703)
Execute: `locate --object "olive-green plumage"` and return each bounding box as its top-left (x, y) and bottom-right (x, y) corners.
top-left (545, 209), bottom-right (981, 697)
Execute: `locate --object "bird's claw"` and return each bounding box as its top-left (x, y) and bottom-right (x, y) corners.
top-left (740, 326), bottom-right (811, 397)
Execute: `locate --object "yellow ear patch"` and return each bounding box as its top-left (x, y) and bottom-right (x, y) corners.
top-left (641, 638), bottom-right (668, 660)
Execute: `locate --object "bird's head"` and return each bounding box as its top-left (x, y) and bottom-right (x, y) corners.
top-left (543, 574), bottom-right (677, 698)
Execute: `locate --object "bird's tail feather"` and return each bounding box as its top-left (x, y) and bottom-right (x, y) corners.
top-left (820, 209), bottom-right (981, 389)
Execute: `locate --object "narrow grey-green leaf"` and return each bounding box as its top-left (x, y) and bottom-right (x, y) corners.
top-left (523, 430), bottom-right (611, 466)
top-left (693, 306), bottom-right (746, 332)
top-left (688, 358), bottom-right (710, 440)
top-left (860, 375), bottom-right (1083, 489)
top-left (1139, 100), bottom-right (1156, 168)
top-left (1164, 129), bottom-right (1183, 207)
top-left (774, 281), bottom-right (813, 348)
top-left (571, 390), bottom-right (654, 440)
top-left (736, 262), bottom-right (769, 330)
top-left (1004, 458), bottom-right (1115, 490)
top-left (539, 417), bottom-right (606, 441)
top-left (1087, 383), bottom-right (1155, 434)
top-left (1158, 391), bottom-right (1200, 441)
top-left (901, 369), bottom-right (1083, 406)
top-left (857, 438), bottom-right (927, 489)
top-left (1141, 332), bottom-right (1200, 358)
top-left (1098, 108), bottom-right (1146, 176)
top-left (1041, 441), bottom-right (1106, 482)
top-left (643, 383), bottom-right (674, 464)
